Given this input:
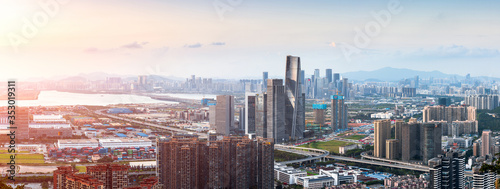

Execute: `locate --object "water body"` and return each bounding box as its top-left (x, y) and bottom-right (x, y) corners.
top-left (0, 91), bottom-right (177, 106)
top-left (150, 93), bottom-right (217, 100)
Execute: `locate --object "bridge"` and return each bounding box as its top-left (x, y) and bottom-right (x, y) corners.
top-left (276, 145), bottom-right (430, 172)
top-left (275, 144), bottom-right (329, 164)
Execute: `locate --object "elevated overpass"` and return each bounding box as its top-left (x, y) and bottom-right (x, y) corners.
top-left (275, 144), bottom-right (329, 164)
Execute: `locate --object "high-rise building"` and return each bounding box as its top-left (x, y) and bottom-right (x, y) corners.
top-left (65, 173), bottom-right (105, 189)
top-left (481, 130), bottom-right (493, 157)
top-left (267, 79), bottom-right (287, 143)
top-left (422, 105), bottom-right (476, 123)
top-left (285, 55), bottom-right (305, 140)
top-left (86, 164), bottom-right (129, 189)
top-left (313, 69), bottom-right (320, 98)
top-left (428, 150), bottom-right (465, 189)
top-left (209, 105), bottom-right (216, 129)
top-left (300, 70), bottom-right (305, 88)
top-left (374, 120), bottom-right (391, 158)
top-left (326, 69), bottom-right (332, 83)
top-left (333, 73), bottom-right (340, 88)
top-left (215, 95), bottom-right (235, 136)
top-left (245, 94), bottom-right (256, 134)
top-left (473, 141), bottom-right (481, 157)
top-left (262, 72), bottom-right (268, 92)
top-left (14, 107), bottom-right (29, 140)
top-left (156, 135), bottom-right (274, 189)
top-left (386, 139), bottom-right (399, 160)
top-left (54, 166), bottom-right (77, 189)
top-left (255, 93), bottom-right (267, 138)
top-left (331, 95), bottom-right (348, 131)
top-left (472, 166), bottom-right (496, 189)
top-left (397, 121), bottom-right (421, 162)
top-left (421, 123), bottom-right (443, 164)
top-left (465, 95), bottom-right (499, 110)
top-left (312, 104), bottom-right (327, 125)
top-left (239, 107), bottom-right (245, 131)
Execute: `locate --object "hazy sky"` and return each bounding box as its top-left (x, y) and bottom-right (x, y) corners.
top-left (1, 0), bottom-right (499, 81)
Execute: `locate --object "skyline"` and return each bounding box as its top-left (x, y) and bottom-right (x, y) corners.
top-left (1, 0), bottom-right (500, 81)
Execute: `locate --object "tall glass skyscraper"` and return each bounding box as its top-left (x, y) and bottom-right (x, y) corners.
top-left (285, 55), bottom-right (305, 140)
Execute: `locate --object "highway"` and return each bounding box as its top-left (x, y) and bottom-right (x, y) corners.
top-left (94, 109), bottom-right (208, 138)
top-left (325, 155), bottom-right (430, 172)
top-left (275, 145), bottom-right (329, 164)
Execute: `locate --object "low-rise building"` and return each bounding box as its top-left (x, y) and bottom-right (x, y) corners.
top-left (274, 163), bottom-right (307, 184)
top-left (98, 138), bottom-right (152, 148)
top-left (58, 139), bottom-right (99, 149)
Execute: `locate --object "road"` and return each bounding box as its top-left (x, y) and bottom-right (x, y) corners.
top-left (275, 145), bottom-right (329, 164)
top-left (94, 109), bottom-right (208, 138)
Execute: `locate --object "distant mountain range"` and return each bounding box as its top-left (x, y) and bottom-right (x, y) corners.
top-left (341, 67), bottom-right (465, 82)
top-left (29, 67), bottom-right (498, 83)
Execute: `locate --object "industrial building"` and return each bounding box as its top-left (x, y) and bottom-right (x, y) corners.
top-left (58, 139), bottom-right (100, 149)
top-left (29, 123), bottom-right (72, 138)
top-left (98, 138), bottom-right (153, 148)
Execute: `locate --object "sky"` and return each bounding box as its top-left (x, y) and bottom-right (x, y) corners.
top-left (0, 0), bottom-right (499, 81)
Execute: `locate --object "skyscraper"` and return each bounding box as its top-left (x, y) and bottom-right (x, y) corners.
top-left (285, 55), bottom-right (305, 140)
top-left (156, 135), bottom-right (274, 189)
top-left (262, 72), bottom-right (268, 92)
top-left (216, 95), bottom-right (234, 136)
top-left (398, 121), bottom-right (421, 162)
top-left (331, 95), bottom-right (348, 131)
top-left (421, 123), bottom-right (443, 164)
top-left (267, 79), bottom-right (287, 143)
top-left (245, 94), bottom-right (256, 134)
top-left (414, 75), bottom-right (419, 89)
top-left (239, 107), bottom-right (245, 131)
top-left (333, 73), bottom-right (340, 88)
top-left (481, 130), bottom-right (493, 157)
top-left (374, 120), bottom-right (391, 158)
top-left (255, 93), bottom-right (267, 138)
top-left (313, 69), bottom-right (320, 98)
top-left (428, 150), bottom-right (465, 189)
top-left (326, 69), bottom-right (332, 83)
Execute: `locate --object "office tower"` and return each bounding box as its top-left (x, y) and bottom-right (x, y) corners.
top-left (156, 135), bottom-right (274, 189)
top-left (472, 166), bottom-right (496, 189)
top-left (313, 69), bottom-right (320, 98)
top-left (414, 75), bottom-right (419, 89)
top-left (245, 94), bottom-right (256, 134)
top-left (386, 139), bottom-right (399, 160)
top-left (239, 107), bottom-right (245, 131)
top-left (215, 95), bottom-right (235, 136)
top-left (267, 79), bottom-right (287, 143)
top-left (331, 95), bottom-right (348, 131)
top-left (312, 104), bottom-right (327, 125)
top-left (333, 73), bottom-right (340, 88)
top-left (285, 55), bottom-right (305, 140)
top-left (262, 72), bottom-right (268, 92)
top-left (255, 93), bottom-right (267, 138)
top-left (326, 69), bottom-right (332, 83)
top-left (374, 120), bottom-right (391, 158)
top-left (14, 107), bottom-right (29, 139)
top-left (481, 130), bottom-right (493, 157)
top-left (399, 122), bottom-right (421, 162)
top-left (421, 123), bottom-right (443, 164)
top-left (86, 164), bottom-right (129, 189)
top-left (54, 166), bottom-right (77, 189)
top-left (428, 150), bottom-right (465, 189)
top-left (300, 70), bottom-right (305, 88)
top-left (465, 95), bottom-right (500, 110)
top-left (473, 141), bottom-right (481, 157)
top-left (341, 78), bottom-right (349, 98)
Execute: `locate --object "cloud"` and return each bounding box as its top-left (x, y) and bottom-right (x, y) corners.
top-left (83, 48), bottom-right (101, 53)
top-left (211, 42), bottom-right (226, 46)
top-left (329, 42), bottom-right (336, 47)
top-left (122, 41), bottom-right (148, 49)
top-left (184, 43), bottom-right (202, 48)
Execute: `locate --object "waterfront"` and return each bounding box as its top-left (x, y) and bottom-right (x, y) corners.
top-left (0, 91), bottom-right (178, 106)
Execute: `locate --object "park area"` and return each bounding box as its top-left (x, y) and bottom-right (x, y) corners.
top-left (298, 140), bottom-right (355, 154)
top-left (0, 153), bottom-right (45, 164)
